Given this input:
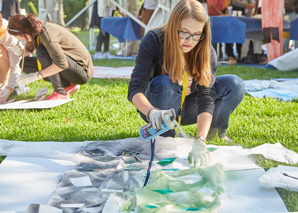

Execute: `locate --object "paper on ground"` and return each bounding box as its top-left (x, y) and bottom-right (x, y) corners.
top-left (0, 156), bottom-right (76, 212)
top-left (1, 137), bottom-right (297, 168)
top-left (93, 66), bottom-right (133, 79)
top-left (219, 168), bottom-right (288, 213)
top-left (259, 165), bottom-right (298, 191)
top-left (0, 99), bottom-right (74, 110)
top-left (247, 142), bottom-right (298, 164)
top-left (0, 137), bottom-right (296, 212)
top-left (0, 139), bottom-right (92, 162)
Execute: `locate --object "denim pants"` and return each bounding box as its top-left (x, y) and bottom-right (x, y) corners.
top-left (23, 45), bottom-right (91, 95)
top-left (140, 74), bottom-right (245, 138)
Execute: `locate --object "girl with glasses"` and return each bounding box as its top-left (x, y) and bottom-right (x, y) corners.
top-left (128, 0), bottom-right (245, 167)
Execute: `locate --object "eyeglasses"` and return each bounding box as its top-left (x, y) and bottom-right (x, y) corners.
top-left (178, 30), bottom-right (205, 41)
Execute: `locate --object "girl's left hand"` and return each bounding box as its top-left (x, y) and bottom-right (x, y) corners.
top-left (188, 139), bottom-right (211, 167)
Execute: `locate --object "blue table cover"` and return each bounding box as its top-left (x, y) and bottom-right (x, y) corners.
top-left (210, 16), bottom-right (246, 43)
top-left (290, 18), bottom-right (298, 40)
top-left (101, 16), bottom-right (296, 44)
top-left (101, 17), bottom-right (142, 42)
top-left (210, 16), bottom-right (293, 43)
top-left (236, 17), bottom-right (262, 32)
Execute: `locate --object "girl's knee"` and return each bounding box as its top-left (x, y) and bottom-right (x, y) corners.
top-left (219, 75), bottom-right (244, 93)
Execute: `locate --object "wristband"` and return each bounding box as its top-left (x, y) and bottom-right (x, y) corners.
top-left (37, 71), bottom-right (44, 80)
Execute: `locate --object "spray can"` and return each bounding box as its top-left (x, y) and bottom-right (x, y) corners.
top-left (140, 109), bottom-right (176, 141)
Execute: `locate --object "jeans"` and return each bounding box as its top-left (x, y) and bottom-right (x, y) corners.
top-left (96, 17), bottom-right (110, 53)
top-left (140, 74), bottom-right (245, 138)
top-left (23, 45), bottom-right (91, 95)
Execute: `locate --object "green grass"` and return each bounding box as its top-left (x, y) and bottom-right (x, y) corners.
top-left (1, 30), bottom-right (298, 211)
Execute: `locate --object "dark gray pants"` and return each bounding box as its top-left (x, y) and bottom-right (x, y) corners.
top-left (23, 45), bottom-right (91, 95)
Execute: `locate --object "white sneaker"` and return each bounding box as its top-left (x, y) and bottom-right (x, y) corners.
top-left (103, 51), bottom-right (113, 59)
top-left (93, 52), bottom-right (104, 60)
top-left (14, 85), bottom-right (31, 96)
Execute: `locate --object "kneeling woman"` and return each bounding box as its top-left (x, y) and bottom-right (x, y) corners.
top-left (128, 0), bottom-right (245, 164)
top-left (8, 14), bottom-right (93, 100)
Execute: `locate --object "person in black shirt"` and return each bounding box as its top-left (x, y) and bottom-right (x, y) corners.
top-left (128, 0), bottom-right (244, 167)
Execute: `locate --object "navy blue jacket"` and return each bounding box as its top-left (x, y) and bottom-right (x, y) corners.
top-left (128, 29), bottom-right (217, 116)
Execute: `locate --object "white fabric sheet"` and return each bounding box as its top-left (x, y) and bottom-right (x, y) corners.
top-left (0, 99), bottom-right (74, 110)
top-left (0, 157), bottom-right (76, 212)
top-left (259, 165), bottom-right (298, 191)
top-left (244, 79), bottom-right (298, 101)
top-left (268, 48), bottom-right (298, 71)
top-left (93, 66), bottom-right (133, 79)
top-left (0, 137), bottom-right (296, 212)
top-left (219, 168), bottom-right (288, 212)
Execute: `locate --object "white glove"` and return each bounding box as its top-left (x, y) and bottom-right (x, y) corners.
top-left (16, 72), bottom-right (39, 86)
top-left (148, 109), bottom-right (175, 130)
top-left (188, 139), bottom-right (211, 167)
top-left (0, 88), bottom-right (11, 103)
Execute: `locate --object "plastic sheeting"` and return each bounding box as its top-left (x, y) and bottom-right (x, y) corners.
top-left (244, 78), bottom-right (298, 101)
top-left (0, 137), bottom-right (296, 212)
top-left (0, 99), bottom-right (74, 110)
top-left (267, 48), bottom-right (298, 71)
top-left (259, 165), bottom-right (298, 192)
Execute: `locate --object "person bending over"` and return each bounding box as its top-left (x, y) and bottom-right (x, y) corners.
top-left (8, 14), bottom-right (93, 100)
top-left (128, 0), bottom-right (245, 167)
top-left (0, 14), bottom-right (23, 103)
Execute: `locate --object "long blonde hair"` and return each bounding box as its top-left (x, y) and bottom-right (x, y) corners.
top-left (161, 0), bottom-right (212, 87)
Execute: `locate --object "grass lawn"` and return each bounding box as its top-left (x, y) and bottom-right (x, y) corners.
top-left (0, 30), bottom-right (298, 211)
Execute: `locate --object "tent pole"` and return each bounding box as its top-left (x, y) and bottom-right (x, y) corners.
top-left (108, 0), bottom-right (147, 29)
top-left (65, 0), bottom-right (97, 27)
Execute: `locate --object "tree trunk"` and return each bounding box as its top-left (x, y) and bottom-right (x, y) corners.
top-left (81, 0), bottom-right (90, 31)
top-left (38, 0), bottom-right (65, 26)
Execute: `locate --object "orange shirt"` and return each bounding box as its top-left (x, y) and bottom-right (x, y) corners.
top-left (207, 0), bottom-right (230, 16)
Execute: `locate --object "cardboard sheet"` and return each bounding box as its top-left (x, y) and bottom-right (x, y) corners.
top-left (0, 99), bottom-right (74, 110)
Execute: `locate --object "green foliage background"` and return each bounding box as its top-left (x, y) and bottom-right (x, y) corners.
top-left (20, 0), bottom-right (89, 26)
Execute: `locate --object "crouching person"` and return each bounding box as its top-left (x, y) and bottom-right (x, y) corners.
top-left (0, 14), bottom-right (23, 103)
top-left (8, 14), bottom-right (93, 100)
